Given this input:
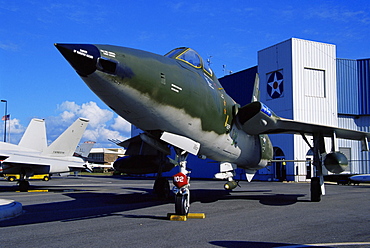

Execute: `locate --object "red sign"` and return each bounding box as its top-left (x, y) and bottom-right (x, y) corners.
top-left (173, 172), bottom-right (188, 188)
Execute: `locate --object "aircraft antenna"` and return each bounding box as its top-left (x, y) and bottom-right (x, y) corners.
top-left (223, 65), bottom-right (233, 76)
top-left (207, 56), bottom-right (212, 67)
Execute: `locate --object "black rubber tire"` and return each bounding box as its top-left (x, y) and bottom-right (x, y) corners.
top-left (19, 181), bottom-right (30, 192)
top-left (175, 194), bottom-right (189, 215)
top-left (311, 177), bottom-right (321, 202)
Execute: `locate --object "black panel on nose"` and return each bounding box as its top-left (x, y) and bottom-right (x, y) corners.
top-left (55, 43), bottom-right (100, 76)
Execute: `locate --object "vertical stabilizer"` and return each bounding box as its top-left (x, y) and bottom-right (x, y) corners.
top-left (75, 141), bottom-right (96, 157)
top-left (19, 118), bottom-right (47, 152)
top-left (42, 118), bottom-right (89, 157)
top-left (251, 73), bottom-right (260, 102)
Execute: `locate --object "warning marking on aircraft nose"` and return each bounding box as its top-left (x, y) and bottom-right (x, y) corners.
top-left (171, 84), bottom-right (182, 93)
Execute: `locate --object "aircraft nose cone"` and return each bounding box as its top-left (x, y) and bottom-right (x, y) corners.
top-left (55, 43), bottom-right (100, 76)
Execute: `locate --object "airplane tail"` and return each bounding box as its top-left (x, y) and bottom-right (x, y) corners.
top-left (75, 141), bottom-right (95, 157)
top-left (18, 118), bottom-right (47, 152)
top-left (42, 118), bottom-right (89, 157)
top-left (251, 73), bottom-right (260, 102)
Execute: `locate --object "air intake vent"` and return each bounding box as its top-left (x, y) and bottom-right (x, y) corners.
top-left (97, 57), bottom-right (117, 74)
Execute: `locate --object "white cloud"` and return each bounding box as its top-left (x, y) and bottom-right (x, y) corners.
top-left (0, 117), bottom-right (25, 144)
top-left (2, 101), bottom-right (131, 147)
top-left (111, 116), bottom-right (131, 133)
top-left (53, 101), bottom-right (130, 147)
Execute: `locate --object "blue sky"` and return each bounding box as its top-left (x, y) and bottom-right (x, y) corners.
top-left (1, 0), bottom-right (369, 147)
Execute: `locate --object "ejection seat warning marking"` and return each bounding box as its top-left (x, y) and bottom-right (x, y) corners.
top-left (100, 50), bottom-right (116, 58)
top-left (171, 84), bottom-right (182, 93)
top-left (73, 49), bottom-right (93, 59)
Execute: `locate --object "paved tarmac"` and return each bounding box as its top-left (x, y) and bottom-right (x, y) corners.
top-left (0, 175), bottom-right (369, 248)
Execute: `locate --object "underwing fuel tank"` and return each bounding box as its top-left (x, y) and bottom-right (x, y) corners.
top-left (113, 155), bottom-right (174, 174)
top-left (323, 152), bottom-right (348, 174)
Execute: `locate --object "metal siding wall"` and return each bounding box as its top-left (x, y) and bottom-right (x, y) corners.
top-left (291, 38), bottom-right (337, 127)
top-left (336, 59), bottom-right (359, 115)
top-left (358, 59), bottom-right (370, 115)
top-left (258, 39), bottom-right (295, 181)
top-left (291, 39), bottom-right (338, 178)
top-left (258, 39), bottom-right (293, 119)
top-left (355, 116), bottom-right (370, 174)
top-left (338, 116), bottom-right (361, 173)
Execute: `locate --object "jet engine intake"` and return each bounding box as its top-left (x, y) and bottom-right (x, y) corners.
top-left (323, 152), bottom-right (348, 174)
top-left (237, 101), bottom-right (279, 135)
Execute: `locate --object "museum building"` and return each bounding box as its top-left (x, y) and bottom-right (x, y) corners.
top-left (219, 38), bottom-right (370, 182)
top-left (132, 38), bottom-right (369, 181)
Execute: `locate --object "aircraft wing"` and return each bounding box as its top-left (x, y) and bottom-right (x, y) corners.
top-left (267, 117), bottom-right (370, 140)
top-left (238, 101), bottom-right (370, 150)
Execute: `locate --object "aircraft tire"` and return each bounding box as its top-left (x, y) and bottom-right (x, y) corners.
top-left (153, 177), bottom-right (170, 199)
top-left (8, 176), bottom-right (16, 182)
top-left (310, 177), bottom-right (321, 202)
top-left (175, 194), bottom-right (189, 215)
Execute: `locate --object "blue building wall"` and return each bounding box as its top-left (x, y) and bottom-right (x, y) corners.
top-left (358, 59), bottom-right (370, 115)
top-left (336, 59), bottom-right (359, 115)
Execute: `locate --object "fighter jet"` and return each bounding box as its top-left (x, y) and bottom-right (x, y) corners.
top-left (55, 43), bottom-right (370, 215)
top-left (0, 117), bottom-right (91, 191)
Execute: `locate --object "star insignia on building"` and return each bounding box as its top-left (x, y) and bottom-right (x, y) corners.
top-left (267, 71), bottom-right (284, 99)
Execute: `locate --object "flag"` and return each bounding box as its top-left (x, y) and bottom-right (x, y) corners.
top-left (2, 114), bottom-right (10, 121)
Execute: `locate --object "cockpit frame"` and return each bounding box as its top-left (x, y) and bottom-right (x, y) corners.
top-left (165, 47), bottom-right (213, 77)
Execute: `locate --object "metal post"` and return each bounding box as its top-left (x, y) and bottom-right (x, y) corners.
top-left (1, 100), bottom-right (7, 142)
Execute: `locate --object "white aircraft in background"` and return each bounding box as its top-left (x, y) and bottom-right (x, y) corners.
top-left (0, 117), bottom-right (91, 190)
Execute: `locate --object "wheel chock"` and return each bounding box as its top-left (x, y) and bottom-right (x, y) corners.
top-left (167, 213), bottom-right (206, 221)
top-left (187, 213), bottom-right (206, 219)
top-left (16, 190), bottom-right (49, 193)
top-left (168, 214), bottom-right (187, 221)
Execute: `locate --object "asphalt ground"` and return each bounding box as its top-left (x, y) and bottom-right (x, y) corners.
top-left (0, 175), bottom-right (369, 248)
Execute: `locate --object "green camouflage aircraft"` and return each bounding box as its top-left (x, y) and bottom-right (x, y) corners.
top-left (55, 44), bottom-right (370, 215)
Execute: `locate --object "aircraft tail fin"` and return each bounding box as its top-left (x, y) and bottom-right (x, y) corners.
top-left (18, 118), bottom-right (47, 152)
top-left (42, 118), bottom-right (89, 157)
top-left (75, 141), bottom-right (96, 157)
top-left (251, 73), bottom-right (260, 102)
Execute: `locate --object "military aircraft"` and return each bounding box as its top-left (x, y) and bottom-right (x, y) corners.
top-left (55, 43), bottom-right (370, 215)
top-left (0, 117), bottom-right (91, 190)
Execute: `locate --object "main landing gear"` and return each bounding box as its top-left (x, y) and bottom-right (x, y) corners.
top-left (18, 171), bottom-right (30, 192)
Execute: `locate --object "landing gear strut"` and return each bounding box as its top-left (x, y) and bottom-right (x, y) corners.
top-left (172, 150), bottom-right (190, 215)
top-left (153, 151), bottom-right (171, 199)
top-left (18, 171), bottom-right (30, 192)
top-left (153, 177), bottom-right (170, 199)
top-left (310, 133), bottom-right (325, 202)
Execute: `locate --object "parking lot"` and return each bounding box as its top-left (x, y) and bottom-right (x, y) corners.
top-left (0, 175), bottom-right (369, 247)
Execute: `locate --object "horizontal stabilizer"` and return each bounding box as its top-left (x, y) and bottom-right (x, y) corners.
top-left (42, 118), bottom-right (89, 157)
top-left (19, 118), bottom-right (47, 152)
top-left (237, 101), bottom-right (370, 142)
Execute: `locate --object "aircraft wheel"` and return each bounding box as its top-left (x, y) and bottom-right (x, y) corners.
top-left (310, 177), bottom-right (321, 202)
top-left (153, 177), bottom-right (170, 199)
top-left (175, 194), bottom-right (189, 215)
top-left (19, 181), bottom-right (30, 192)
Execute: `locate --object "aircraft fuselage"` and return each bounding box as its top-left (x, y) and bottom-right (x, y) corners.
top-left (56, 44), bottom-right (273, 170)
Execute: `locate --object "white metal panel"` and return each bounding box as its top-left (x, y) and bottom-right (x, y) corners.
top-left (258, 39), bottom-right (293, 119)
top-left (291, 38), bottom-right (337, 127)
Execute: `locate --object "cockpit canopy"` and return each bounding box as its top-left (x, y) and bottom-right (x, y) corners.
top-left (165, 47), bottom-right (213, 76)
